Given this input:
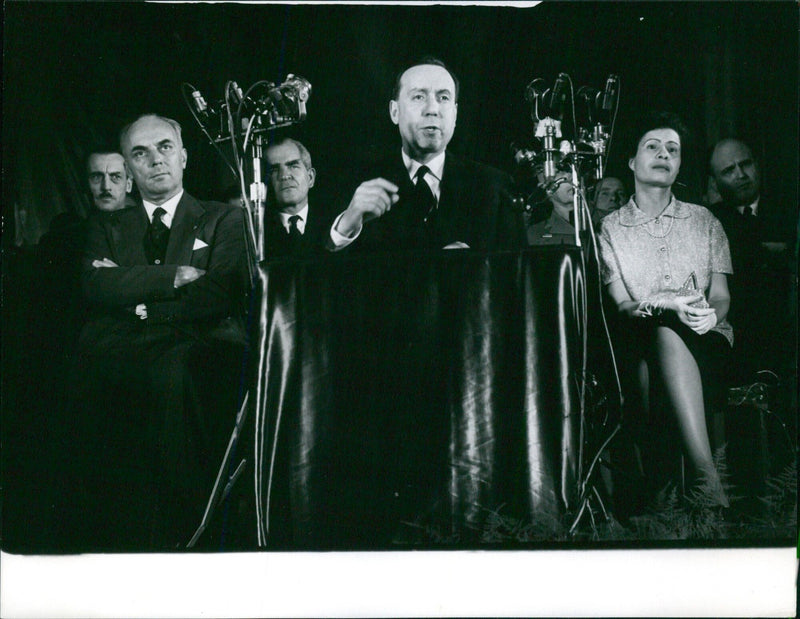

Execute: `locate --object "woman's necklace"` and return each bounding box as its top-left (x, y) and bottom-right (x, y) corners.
top-left (636, 197), bottom-right (675, 238)
top-left (643, 213), bottom-right (675, 238)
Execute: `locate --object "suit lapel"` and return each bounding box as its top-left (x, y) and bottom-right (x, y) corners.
top-left (265, 211), bottom-right (290, 256)
top-left (439, 153), bottom-right (465, 217)
top-left (166, 192), bottom-right (205, 265)
top-left (393, 155), bottom-right (415, 218)
top-left (438, 153), bottom-right (473, 242)
top-left (302, 208), bottom-right (316, 249)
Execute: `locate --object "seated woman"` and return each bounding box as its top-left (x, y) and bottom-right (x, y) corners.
top-left (597, 111), bottom-right (732, 509)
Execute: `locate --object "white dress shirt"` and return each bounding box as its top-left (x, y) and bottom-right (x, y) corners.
top-left (737, 198), bottom-right (759, 217)
top-left (142, 190), bottom-right (184, 227)
top-left (278, 204), bottom-right (309, 234)
top-left (402, 149), bottom-right (444, 202)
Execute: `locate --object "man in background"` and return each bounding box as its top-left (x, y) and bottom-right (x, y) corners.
top-left (590, 175), bottom-right (627, 226)
top-left (708, 137), bottom-right (793, 383)
top-left (264, 137), bottom-right (331, 257)
top-left (87, 150), bottom-right (135, 212)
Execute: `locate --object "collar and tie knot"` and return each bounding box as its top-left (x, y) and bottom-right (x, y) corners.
top-left (288, 214), bottom-right (302, 238)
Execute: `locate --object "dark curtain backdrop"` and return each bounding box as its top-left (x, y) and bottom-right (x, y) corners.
top-left (3, 1), bottom-right (798, 246)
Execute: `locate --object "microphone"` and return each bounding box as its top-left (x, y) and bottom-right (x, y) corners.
top-left (542, 124), bottom-right (558, 182)
top-left (191, 89), bottom-right (213, 120)
top-left (576, 86), bottom-right (601, 127)
top-left (525, 78), bottom-right (547, 104)
top-left (228, 81), bottom-right (244, 107)
top-left (267, 85), bottom-right (289, 115)
top-left (548, 72), bottom-right (569, 119)
top-left (511, 143), bottom-right (537, 166)
top-left (600, 74), bottom-right (619, 125)
top-left (601, 74), bottom-right (619, 112)
top-left (537, 73), bottom-right (569, 182)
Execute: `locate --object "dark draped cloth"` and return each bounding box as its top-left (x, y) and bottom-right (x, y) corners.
top-left (246, 247), bottom-right (586, 549)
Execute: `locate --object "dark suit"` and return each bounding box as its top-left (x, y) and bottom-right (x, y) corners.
top-left (711, 199), bottom-right (794, 381)
top-left (342, 152), bottom-right (525, 251)
top-left (263, 205), bottom-right (332, 259)
top-left (71, 193), bottom-right (248, 550)
top-left (527, 210), bottom-right (577, 246)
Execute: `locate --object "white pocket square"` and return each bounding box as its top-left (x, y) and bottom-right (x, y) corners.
top-left (193, 238), bottom-right (208, 250)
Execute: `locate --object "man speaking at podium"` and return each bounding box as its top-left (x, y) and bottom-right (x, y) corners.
top-left (328, 57), bottom-right (524, 251)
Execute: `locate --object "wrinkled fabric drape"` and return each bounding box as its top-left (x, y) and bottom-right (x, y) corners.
top-left (251, 247), bottom-right (585, 548)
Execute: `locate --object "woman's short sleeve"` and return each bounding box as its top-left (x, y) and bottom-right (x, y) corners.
top-left (597, 222), bottom-right (621, 285)
top-left (709, 214), bottom-right (733, 275)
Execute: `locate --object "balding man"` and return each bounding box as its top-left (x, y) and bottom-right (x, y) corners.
top-left (75, 114), bottom-right (248, 550)
top-left (708, 138), bottom-right (792, 382)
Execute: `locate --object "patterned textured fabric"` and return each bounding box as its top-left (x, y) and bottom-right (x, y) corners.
top-left (598, 196), bottom-right (734, 345)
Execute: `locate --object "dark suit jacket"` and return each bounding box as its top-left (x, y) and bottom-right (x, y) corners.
top-left (74, 192), bottom-right (249, 548)
top-left (527, 210), bottom-right (577, 246)
top-left (711, 200), bottom-right (765, 278)
top-left (263, 204), bottom-right (333, 259)
top-left (79, 192), bottom-right (248, 347)
top-left (341, 152), bottom-right (525, 252)
top-left (710, 198), bottom-right (794, 379)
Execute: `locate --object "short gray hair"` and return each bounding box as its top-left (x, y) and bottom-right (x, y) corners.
top-left (119, 114), bottom-right (184, 152)
top-left (267, 137), bottom-right (313, 170)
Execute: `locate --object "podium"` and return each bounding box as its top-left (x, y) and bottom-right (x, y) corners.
top-left (250, 247), bottom-right (587, 548)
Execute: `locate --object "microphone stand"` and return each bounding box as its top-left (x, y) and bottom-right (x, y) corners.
top-left (248, 131), bottom-right (268, 265)
top-left (565, 139), bottom-right (624, 537)
top-left (570, 158), bottom-right (583, 248)
top-left (182, 76), bottom-right (311, 548)
top-left (518, 73), bottom-right (623, 537)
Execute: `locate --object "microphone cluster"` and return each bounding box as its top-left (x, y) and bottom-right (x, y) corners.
top-left (514, 73), bottom-right (619, 184)
top-left (181, 74), bottom-right (312, 267)
top-left (185, 74), bottom-right (312, 143)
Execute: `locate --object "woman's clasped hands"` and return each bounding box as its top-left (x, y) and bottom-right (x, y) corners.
top-left (668, 294), bottom-right (718, 335)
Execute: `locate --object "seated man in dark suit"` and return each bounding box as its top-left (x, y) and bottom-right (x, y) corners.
top-left (264, 137), bottom-right (330, 258)
top-left (527, 168), bottom-right (578, 246)
top-left (708, 138), bottom-right (793, 382)
top-left (73, 114), bottom-right (248, 550)
top-left (328, 56), bottom-right (524, 251)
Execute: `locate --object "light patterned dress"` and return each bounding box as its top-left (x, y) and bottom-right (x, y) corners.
top-left (598, 196), bottom-right (734, 345)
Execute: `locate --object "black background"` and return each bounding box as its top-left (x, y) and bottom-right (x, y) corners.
top-left (3, 1), bottom-right (798, 243)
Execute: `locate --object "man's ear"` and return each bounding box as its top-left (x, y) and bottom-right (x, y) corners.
top-left (124, 162), bottom-right (134, 191)
top-left (389, 100), bottom-right (399, 125)
top-left (181, 148), bottom-right (188, 169)
top-left (307, 167), bottom-right (316, 188)
top-left (628, 157), bottom-right (635, 172)
top-left (705, 175), bottom-right (720, 203)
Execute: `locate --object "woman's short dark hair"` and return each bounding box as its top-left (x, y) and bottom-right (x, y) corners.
top-left (391, 56), bottom-right (460, 102)
top-left (625, 110), bottom-right (690, 159)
